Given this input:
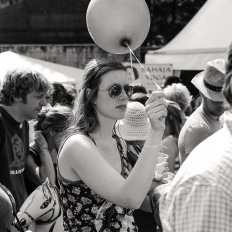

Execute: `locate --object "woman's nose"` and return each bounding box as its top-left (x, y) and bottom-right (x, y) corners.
top-left (119, 88), bottom-right (129, 100)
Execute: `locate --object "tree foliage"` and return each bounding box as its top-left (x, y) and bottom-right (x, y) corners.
top-left (144, 0), bottom-right (207, 46)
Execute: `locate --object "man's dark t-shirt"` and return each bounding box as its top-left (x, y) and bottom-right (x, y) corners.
top-left (0, 106), bottom-right (29, 212)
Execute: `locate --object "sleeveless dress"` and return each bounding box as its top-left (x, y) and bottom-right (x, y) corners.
top-left (57, 133), bottom-right (138, 232)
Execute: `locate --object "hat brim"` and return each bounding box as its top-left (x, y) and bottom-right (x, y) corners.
top-left (115, 120), bottom-right (150, 141)
top-left (191, 71), bottom-right (224, 102)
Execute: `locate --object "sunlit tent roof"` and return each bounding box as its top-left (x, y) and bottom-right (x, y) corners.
top-left (145, 0), bottom-right (232, 70)
top-left (0, 51), bottom-right (84, 84)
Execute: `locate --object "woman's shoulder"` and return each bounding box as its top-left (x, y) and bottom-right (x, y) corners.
top-left (64, 133), bottom-right (95, 148)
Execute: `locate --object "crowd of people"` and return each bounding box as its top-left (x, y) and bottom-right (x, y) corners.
top-left (1, 42), bottom-right (232, 232)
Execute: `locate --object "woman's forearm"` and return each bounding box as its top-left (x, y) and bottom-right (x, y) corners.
top-left (38, 149), bottom-right (56, 184)
top-left (120, 129), bottom-right (163, 208)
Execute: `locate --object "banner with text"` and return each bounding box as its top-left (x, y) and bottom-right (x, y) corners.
top-left (124, 63), bottom-right (173, 92)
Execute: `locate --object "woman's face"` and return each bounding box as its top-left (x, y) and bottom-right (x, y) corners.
top-left (95, 70), bottom-right (131, 121)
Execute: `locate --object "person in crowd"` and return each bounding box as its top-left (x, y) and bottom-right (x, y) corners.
top-left (0, 183), bottom-right (16, 232)
top-left (129, 92), bottom-right (148, 106)
top-left (25, 104), bottom-right (73, 232)
top-left (162, 75), bottom-right (182, 89)
top-left (25, 104), bottom-right (73, 194)
top-left (159, 43), bottom-right (232, 232)
top-left (0, 181), bottom-right (33, 232)
top-left (162, 101), bottom-right (182, 173)
top-left (131, 84), bottom-right (147, 94)
top-left (129, 84), bottom-right (149, 106)
top-left (119, 99), bottom-right (182, 174)
top-left (63, 83), bottom-right (78, 108)
top-left (163, 83), bottom-right (192, 125)
top-left (0, 68), bottom-right (52, 213)
top-left (57, 58), bottom-right (168, 231)
top-left (191, 91), bottom-right (202, 112)
top-left (178, 59), bottom-right (226, 164)
top-left (50, 82), bottom-right (76, 108)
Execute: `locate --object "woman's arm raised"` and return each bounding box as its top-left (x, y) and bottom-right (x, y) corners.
top-left (59, 91), bottom-right (167, 209)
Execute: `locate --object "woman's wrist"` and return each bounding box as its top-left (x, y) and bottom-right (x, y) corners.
top-left (146, 129), bottom-right (162, 142)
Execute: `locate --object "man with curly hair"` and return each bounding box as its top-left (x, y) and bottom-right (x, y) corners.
top-left (0, 68), bottom-right (52, 213)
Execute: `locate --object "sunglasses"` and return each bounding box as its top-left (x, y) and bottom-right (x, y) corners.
top-left (99, 84), bottom-right (134, 99)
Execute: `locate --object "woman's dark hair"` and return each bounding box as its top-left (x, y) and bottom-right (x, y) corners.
top-left (223, 43), bottom-right (232, 105)
top-left (51, 83), bottom-right (76, 108)
top-left (66, 58), bottom-right (126, 136)
top-left (125, 65), bottom-right (139, 80)
top-left (34, 104), bottom-right (73, 134)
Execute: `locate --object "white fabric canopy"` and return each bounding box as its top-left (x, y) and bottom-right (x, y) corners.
top-left (0, 51), bottom-right (84, 84)
top-left (145, 0), bottom-right (232, 70)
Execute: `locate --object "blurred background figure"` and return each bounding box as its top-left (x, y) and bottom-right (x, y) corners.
top-left (163, 83), bottom-right (193, 125)
top-left (161, 101), bottom-right (182, 173)
top-left (191, 92), bottom-right (202, 112)
top-left (25, 104), bottom-right (73, 232)
top-left (129, 84), bottom-right (148, 105)
top-left (50, 82), bottom-right (77, 108)
top-left (131, 83), bottom-right (147, 94)
top-left (129, 92), bottom-right (148, 106)
top-left (162, 75), bottom-right (182, 89)
top-left (25, 104), bottom-right (73, 194)
top-left (0, 183), bottom-right (15, 232)
top-left (63, 83), bottom-right (78, 107)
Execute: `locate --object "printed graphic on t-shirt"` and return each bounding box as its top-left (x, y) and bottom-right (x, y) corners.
top-left (9, 134), bottom-right (25, 174)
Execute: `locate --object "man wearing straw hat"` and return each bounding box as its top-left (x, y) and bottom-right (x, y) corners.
top-left (178, 59), bottom-right (226, 164)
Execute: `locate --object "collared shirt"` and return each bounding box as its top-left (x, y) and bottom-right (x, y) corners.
top-left (159, 110), bottom-right (232, 232)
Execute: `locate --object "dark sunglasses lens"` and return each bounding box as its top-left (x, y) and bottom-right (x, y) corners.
top-left (124, 86), bottom-right (134, 97)
top-left (109, 85), bottom-right (122, 98)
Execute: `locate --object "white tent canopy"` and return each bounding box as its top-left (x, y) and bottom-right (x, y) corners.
top-left (0, 51), bottom-right (84, 84)
top-left (145, 0), bottom-right (232, 70)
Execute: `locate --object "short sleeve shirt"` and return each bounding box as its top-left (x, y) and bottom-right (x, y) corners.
top-left (178, 105), bottom-right (223, 163)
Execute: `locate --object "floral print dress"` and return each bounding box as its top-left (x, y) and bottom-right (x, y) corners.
top-left (57, 133), bottom-right (138, 232)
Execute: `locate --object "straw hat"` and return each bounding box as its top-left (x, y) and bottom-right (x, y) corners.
top-left (116, 101), bottom-right (150, 141)
top-left (191, 59), bottom-right (226, 102)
